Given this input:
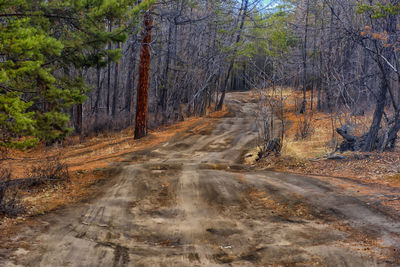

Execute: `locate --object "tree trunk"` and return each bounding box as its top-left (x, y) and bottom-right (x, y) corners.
top-left (106, 21), bottom-right (112, 116)
top-left (387, 115), bottom-right (400, 149)
top-left (325, 7), bottom-right (335, 112)
top-left (216, 0), bottom-right (248, 111)
top-left (363, 11), bottom-right (397, 152)
top-left (362, 76), bottom-right (388, 151)
top-left (135, 8), bottom-right (152, 140)
top-left (161, 20), bottom-right (173, 123)
top-left (311, 2), bottom-right (317, 111)
top-left (112, 31), bottom-right (122, 118)
top-left (128, 43), bottom-right (137, 126)
top-left (300, 0), bottom-right (310, 114)
top-left (77, 104), bottom-right (83, 135)
top-left (93, 67), bottom-right (102, 113)
top-left (77, 69), bottom-right (84, 135)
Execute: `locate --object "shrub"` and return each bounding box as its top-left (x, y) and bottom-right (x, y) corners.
top-left (0, 168), bottom-right (23, 216)
top-left (27, 156), bottom-right (70, 186)
top-left (295, 115), bottom-right (315, 140)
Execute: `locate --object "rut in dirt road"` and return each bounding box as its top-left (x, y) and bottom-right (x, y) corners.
top-left (2, 92), bottom-right (400, 266)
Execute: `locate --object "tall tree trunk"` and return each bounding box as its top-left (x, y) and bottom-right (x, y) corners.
top-left (127, 42), bottom-right (137, 126)
top-left (112, 27), bottom-right (122, 118)
top-left (76, 70), bottom-right (84, 135)
top-left (326, 7), bottom-right (335, 113)
top-left (362, 76), bottom-right (388, 151)
top-left (93, 67), bottom-right (102, 113)
top-left (300, 0), bottom-right (310, 114)
top-left (362, 11), bottom-right (397, 151)
top-left (310, 2), bottom-right (317, 111)
top-left (135, 8), bottom-right (152, 139)
top-left (161, 20), bottom-right (173, 123)
top-left (106, 21), bottom-right (112, 116)
top-left (77, 104), bottom-right (83, 135)
top-left (216, 0), bottom-right (248, 111)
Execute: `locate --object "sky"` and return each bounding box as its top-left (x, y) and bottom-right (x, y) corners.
top-left (261, 0), bottom-right (284, 11)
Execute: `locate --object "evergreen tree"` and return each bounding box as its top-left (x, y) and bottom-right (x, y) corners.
top-left (0, 0), bottom-right (148, 148)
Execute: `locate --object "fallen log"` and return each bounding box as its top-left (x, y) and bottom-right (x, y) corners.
top-left (336, 126), bottom-right (366, 152)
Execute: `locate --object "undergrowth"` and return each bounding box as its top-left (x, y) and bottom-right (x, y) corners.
top-left (0, 156), bottom-right (69, 216)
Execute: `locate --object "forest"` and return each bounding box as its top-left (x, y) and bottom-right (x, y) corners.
top-left (1, 0), bottom-right (400, 265)
top-left (0, 0), bottom-right (399, 152)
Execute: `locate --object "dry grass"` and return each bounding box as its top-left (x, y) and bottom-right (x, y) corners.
top-left (278, 90), bottom-right (374, 160)
top-left (255, 88), bottom-right (400, 185)
top-left (269, 90), bottom-right (333, 160)
top-left (283, 114), bottom-right (334, 159)
top-left (249, 88), bottom-right (336, 160)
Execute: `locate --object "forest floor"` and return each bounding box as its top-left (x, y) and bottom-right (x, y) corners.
top-left (0, 91), bottom-right (400, 266)
top-left (249, 89), bottom-right (400, 214)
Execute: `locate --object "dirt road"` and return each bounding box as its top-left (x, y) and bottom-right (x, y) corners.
top-left (2, 92), bottom-right (400, 266)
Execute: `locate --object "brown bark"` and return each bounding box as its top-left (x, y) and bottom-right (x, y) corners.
top-left (135, 9), bottom-right (152, 140)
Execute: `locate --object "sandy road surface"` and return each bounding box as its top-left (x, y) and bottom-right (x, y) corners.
top-left (2, 92), bottom-right (400, 266)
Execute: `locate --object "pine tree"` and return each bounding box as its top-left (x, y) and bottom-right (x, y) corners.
top-left (0, 0), bottom-right (146, 148)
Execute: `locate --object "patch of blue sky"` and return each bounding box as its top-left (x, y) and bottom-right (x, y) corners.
top-left (258, 0), bottom-right (293, 13)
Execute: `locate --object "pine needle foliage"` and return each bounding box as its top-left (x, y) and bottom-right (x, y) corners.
top-left (0, 0), bottom-right (150, 149)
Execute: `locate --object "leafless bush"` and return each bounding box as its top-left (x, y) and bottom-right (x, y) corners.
top-left (255, 89), bottom-right (288, 144)
top-left (0, 168), bottom-right (23, 216)
top-left (26, 156), bottom-right (70, 187)
top-left (295, 114), bottom-right (315, 140)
